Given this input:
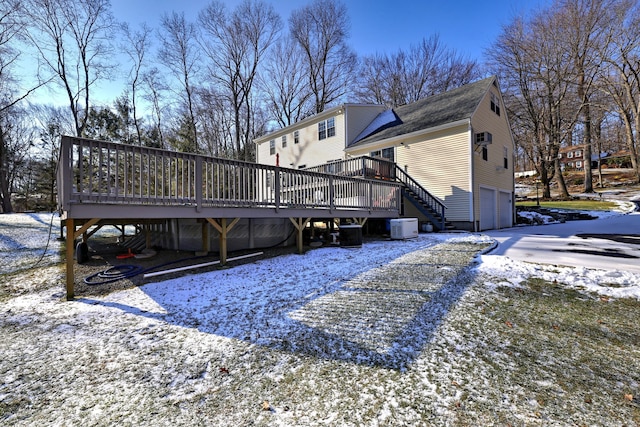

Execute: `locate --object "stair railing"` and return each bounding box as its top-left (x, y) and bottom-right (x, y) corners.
top-left (393, 165), bottom-right (447, 231)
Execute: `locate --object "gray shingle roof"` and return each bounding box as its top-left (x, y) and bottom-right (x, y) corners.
top-left (349, 76), bottom-right (495, 147)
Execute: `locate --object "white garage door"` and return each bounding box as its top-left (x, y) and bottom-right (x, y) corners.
top-left (498, 191), bottom-right (513, 229)
top-left (479, 187), bottom-right (496, 231)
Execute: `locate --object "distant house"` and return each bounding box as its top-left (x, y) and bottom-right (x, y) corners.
top-left (558, 144), bottom-right (609, 170)
top-left (558, 145), bottom-right (586, 170)
top-left (254, 76), bottom-right (515, 231)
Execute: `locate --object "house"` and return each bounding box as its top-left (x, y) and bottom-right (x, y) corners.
top-left (254, 76), bottom-right (515, 231)
top-left (558, 144), bottom-right (609, 170)
top-left (558, 145), bottom-right (586, 170)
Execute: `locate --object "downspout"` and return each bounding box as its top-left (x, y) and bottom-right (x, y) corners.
top-left (468, 120), bottom-right (476, 231)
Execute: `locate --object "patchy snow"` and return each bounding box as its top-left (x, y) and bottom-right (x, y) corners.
top-left (476, 254), bottom-right (640, 299)
top-left (1, 211), bottom-right (640, 425)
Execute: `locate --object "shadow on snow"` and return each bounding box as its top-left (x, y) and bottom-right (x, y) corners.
top-left (79, 241), bottom-right (486, 371)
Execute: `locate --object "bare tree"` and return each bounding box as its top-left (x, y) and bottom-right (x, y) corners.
top-left (259, 36), bottom-right (313, 128)
top-left (598, 0), bottom-right (640, 182)
top-left (558, 0), bottom-right (618, 193)
top-left (121, 22), bottom-right (152, 145)
top-left (197, 86), bottom-right (234, 157)
top-left (1, 0), bottom-right (52, 212)
top-left (357, 34), bottom-right (481, 108)
top-left (488, 11), bottom-right (573, 199)
top-left (290, 0), bottom-right (357, 113)
top-left (25, 0), bottom-right (115, 137)
top-left (158, 11), bottom-right (199, 153)
top-left (199, 0), bottom-right (281, 160)
top-left (142, 68), bottom-right (168, 148)
top-left (0, 106), bottom-right (35, 212)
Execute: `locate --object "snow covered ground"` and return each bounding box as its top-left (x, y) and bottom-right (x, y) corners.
top-left (1, 212), bottom-right (639, 425)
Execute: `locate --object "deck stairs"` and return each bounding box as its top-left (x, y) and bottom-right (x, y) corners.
top-left (305, 157), bottom-right (452, 231)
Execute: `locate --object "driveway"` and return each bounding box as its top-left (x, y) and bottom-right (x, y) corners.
top-left (482, 211), bottom-right (640, 273)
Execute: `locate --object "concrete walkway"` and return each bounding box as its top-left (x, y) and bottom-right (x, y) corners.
top-left (482, 211), bottom-right (640, 273)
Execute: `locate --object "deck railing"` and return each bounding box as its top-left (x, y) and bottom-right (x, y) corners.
top-left (304, 156), bottom-right (447, 230)
top-left (304, 156), bottom-right (395, 180)
top-left (57, 136), bottom-right (401, 216)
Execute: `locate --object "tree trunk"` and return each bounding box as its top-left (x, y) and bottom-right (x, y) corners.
top-left (554, 157), bottom-right (570, 198)
top-left (0, 126), bottom-right (14, 213)
top-left (622, 110), bottom-right (640, 183)
top-left (582, 102), bottom-right (594, 193)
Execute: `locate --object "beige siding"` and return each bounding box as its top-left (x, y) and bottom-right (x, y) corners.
top-left (395, 124), bottom-right (473, 222)
top-left (471, 86), bottom-right (515, 225)
top-left (256, 113), bottom-right (346, 169)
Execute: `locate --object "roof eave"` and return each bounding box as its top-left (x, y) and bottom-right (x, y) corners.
top-left (345, 118), bottom-right (471, 153)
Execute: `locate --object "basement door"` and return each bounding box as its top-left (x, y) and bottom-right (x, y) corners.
top-left (479, 187), bottom-right (496, 231)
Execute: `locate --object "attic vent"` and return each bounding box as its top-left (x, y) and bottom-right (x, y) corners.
top-left (475, 132), bottom-right (492, 146)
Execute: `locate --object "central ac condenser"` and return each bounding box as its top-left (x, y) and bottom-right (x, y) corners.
top-left (390, 218), bottom-right (418, 239)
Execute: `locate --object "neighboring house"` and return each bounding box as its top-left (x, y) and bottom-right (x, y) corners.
top-left (558, 144), bottom-right (608, 170)
top-left (255, 76), bottom-right (515, 231)
top-left (558, 145), bottom-right (586, 170)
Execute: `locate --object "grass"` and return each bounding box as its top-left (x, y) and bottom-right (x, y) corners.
top-left (453, 275), bottom-right (640, 426)
top-left (516, 199), bottom-right (620, 211)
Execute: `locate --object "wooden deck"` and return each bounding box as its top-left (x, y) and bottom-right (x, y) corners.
top-left (57, 136), bottom-right (402, 299)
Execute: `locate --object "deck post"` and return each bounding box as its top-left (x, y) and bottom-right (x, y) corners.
top-left (65, 218), bottom-right (75, 301)
top-left (205, 218), bottom-right (240, 265)
top-left (289, 217), bottom-right (311, 254)
top-left (219, 218), bottom-right (228, 264)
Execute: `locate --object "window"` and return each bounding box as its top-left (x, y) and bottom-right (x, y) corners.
top-left (576, 160), bottom-right (582, 168)
top-left (294, 130), bottom-right (299, 144)
top-left (482, 146), bottom-right (488, 161)
top-left (269, 139), bottom-right (275, 155)
top-left (503, 146), bottom-right (508, 169)
top-left (490, 93), bottom-right (501, 116)
top-left (567, 151), bottom-right (573, 158)
top-left (370, 147), bottom-right (394, 162)
top-left (327, 117), bottom-right (335, 137)
top-left (318, 117), bottom-right (336, 140)
top-left (575, 150), bottom-right (581, 157)
top-left (281, 135), bottom-right (287, 148)
top-left (318, 121), bottom-right (326, 140)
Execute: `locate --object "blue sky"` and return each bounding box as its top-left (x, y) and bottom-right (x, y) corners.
top-left (112, 0), bottom-right (550, 60)
top-left (36, 0), bottom-right (551, 107)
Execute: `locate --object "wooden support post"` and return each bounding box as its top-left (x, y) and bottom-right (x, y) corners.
top-left (289, 217), bottom-right (311, 254)
top-left (65, 218), bottom-right (75, 301)
top-left (355, 218), bottom-right (368, 226)
top-left (205, 218), bottom-right (240, 265)
top-left (65, 218), bottom-right (100, 301)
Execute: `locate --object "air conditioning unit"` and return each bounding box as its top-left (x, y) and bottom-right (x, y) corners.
top-left (390, 218), bottom-right (418, 240)
top-left (475, 131), bottom-right (493, 146)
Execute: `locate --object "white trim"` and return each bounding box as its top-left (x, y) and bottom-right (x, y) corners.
top-left (468, 121), bottom-right (475, 225)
